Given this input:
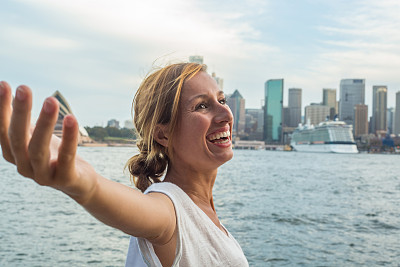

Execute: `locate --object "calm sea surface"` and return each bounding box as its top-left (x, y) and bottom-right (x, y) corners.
top-left (1, 148), bottom-right (399, 266)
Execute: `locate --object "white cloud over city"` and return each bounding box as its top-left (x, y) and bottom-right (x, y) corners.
top-left (0, 0), bottom-right (399, 126)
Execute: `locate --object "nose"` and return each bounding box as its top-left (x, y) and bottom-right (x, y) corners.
top-left (214, 103), bottom-right (233, 124)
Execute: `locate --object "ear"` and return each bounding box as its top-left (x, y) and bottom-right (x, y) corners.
top-left (154, 124), bottom-right (169, 147)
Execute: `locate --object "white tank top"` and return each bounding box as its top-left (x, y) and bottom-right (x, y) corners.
top-left (125, 182), bottom-right (249, 266)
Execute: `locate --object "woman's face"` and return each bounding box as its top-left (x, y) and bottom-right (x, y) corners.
top-left (169, 71), bottom-right (233, 172)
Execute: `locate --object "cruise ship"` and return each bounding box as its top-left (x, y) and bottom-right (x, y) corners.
top-left (290, 120), bottom-right (358, 153)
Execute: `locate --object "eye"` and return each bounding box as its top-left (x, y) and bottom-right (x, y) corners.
top-left (219, 98), bottom-right (227, 105)
top-left (196, 103), bottom-right (208, 110)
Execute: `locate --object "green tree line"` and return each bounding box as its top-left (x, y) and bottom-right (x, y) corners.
top-left (84, 126), bottom-right (137, 142)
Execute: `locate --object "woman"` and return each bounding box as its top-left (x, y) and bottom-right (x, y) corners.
top-left (0, 63), bottom-right (248, 266)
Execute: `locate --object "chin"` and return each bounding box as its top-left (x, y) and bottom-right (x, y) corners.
top-left (226, 151), bottom-right (234, 162)
top-left (217, 150), bottom-right (234, 165)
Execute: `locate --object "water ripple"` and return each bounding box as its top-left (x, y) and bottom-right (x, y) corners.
top-left (1, 148), bottom-right (400, 266)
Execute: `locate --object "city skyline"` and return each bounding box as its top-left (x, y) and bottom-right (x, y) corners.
top-left (1, 0), bottom-right (399, 127)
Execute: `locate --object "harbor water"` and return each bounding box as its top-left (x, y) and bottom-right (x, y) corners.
top-left (1, 147), bottom-right (399, 266)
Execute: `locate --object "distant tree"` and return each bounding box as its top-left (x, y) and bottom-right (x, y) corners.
top-left (120, 128), bottom-right (136, 139)
top-left (85, 126), bottom-right (108, 141)
top-left (84, 126), bottom-right (137, 141)
top-left (106, 126), bottom-right (121, 137)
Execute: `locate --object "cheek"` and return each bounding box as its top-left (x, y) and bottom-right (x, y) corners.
top-left (191, 116), bottom-right (210, 133)
top-left (179, 115), bottom-right (209, 141)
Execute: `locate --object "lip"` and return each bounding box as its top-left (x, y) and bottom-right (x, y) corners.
top-left (209, 138), bottom-right (232, 148)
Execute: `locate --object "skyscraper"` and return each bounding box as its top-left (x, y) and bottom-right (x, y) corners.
top-left (188, 55), bottom-right (204, 64)
top-left (288, 88), bottom-right (302, 127)
top-left (107, 119), bottom-right (120, 129)
top-left (372, 85), bottom-right (388, 134)
top-left (304, 104), bottom-right (330, 126)
top-left (282, 107), bottom-right (290, 127)
top-left (323, 88), bottom-right (337, 119)
top-left (354, 104), bottom-right (369, 137)
top-left (371, 86), bottom-right (379, 133)
top-left (264, 79), bottom-right (283, 143)
top-left (395, 92), bottom-right (400, 135)
top-left (211, 72), bottom-right (224, 90)
top-left (227, 90), bottom-right (246, 136)
top-left (339, 79), bottom-right (365, 126)
top-left (387, 107), bottom-right (394, 135)
top-left (245, 108), bottom-right (264, 140)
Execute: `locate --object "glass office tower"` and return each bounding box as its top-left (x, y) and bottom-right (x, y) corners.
top-left (264, 79), bottom-right (283, 143)
top-left (395, 92), bottom-right (400, 135)
top-left (288, 88), bottom-right (302, 127)
top-left (339, 79), bottom-right (365, 126)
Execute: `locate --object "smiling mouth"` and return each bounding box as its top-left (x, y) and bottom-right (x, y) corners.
top-left (207, 130), bottom-right (231, 144)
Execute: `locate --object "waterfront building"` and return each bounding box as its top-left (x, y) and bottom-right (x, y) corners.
top-left (282, 107), bottom-right (290, 127)
top-left (282, 105), bottom-right (297, 145)
top-left (368, 116), bottom-right (373, 134)
top-left (387, 107), bottom-right (394, 135)
top-left (52, 90), bottom-right (91, 144)
top-left (53, 90), bottom-right (73, 133)
top-left (264, 79), bottom-right (283, 143)
top-left (304, 103), bottom-right (330, 126)
top-left (227, 90), bottom-right (246, 136)
top-left (339, 79), bottom-right (365, 126)
top-left (336, 101), bottom-right (339, 116)
top-left (288, 88), bottom-right (302, 127)
top-left (189, 55), bottom-right (204, 64)
top-left (354, 104), bottom-right (369, 137)
top-left (245, 108), bottom-right (264, 140)
top-left (211, 72), bottom-right (224, 90)
top-left (107, 119), bottom-right (120, 129)
top-left (371, 86), bottom-right (387, 134)
top-left (323, 88), bottom-right (337, 119)
top-left (395, 92), bottom-right (400, 135)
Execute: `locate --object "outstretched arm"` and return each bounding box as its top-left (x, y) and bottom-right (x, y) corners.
top-left (0, 82), bottom-right (175, 246)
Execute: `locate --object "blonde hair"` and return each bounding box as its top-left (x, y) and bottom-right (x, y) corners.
top-left (126, 62), bottom-right (207, 192)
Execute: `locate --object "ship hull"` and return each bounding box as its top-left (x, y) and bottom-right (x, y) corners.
top-left (291, 143), bottom-right (358, 153)
top-left (291, 120), bottom-right (359, 154)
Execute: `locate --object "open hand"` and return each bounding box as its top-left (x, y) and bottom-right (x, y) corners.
top-left (0, 81), bottom-right (96, 202)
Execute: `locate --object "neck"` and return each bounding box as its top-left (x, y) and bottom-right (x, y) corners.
top-left (163, 164), bottom-right (218, 211)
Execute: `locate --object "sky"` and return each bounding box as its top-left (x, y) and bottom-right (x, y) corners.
top-left (1, 0), bottom-right (399, 127)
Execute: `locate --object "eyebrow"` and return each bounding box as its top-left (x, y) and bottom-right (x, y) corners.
top-left (188, 91), bottom-right (225, 103)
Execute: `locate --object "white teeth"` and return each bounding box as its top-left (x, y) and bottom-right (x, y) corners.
top-left (214, 138), bottom-right (229, 144)
top-left (208, 130), bottom-right (230, 141)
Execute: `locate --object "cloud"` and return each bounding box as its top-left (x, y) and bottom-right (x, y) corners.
top-left (2, 0), bottom-right (399, 124)
top-left (1, 26), bottom-right (80, 51)
top-left (21, 0), bottom-right (273, 58)
top-left (1, 0), bottom-right (278, 125)
top-left (307, 0), bottom-right (400, 108)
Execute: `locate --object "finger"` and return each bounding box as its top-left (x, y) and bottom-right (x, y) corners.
top-left (28, 97), bottom-right (59, 183)
top-left (0, 81), bottom-right (15, 163)
top-left (57, 115), bottom-right (79, 171)
top-left (49, 132), bottom-right (62, 161)
top-left (9, 85), bottom-right (33, 177)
